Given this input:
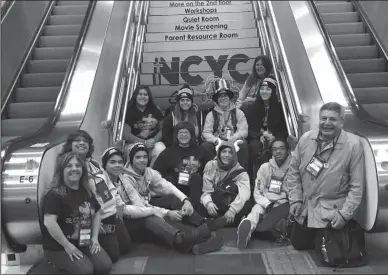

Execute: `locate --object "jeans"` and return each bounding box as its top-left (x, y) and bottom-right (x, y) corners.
top-left (44, 246), bottom-right (112, 274)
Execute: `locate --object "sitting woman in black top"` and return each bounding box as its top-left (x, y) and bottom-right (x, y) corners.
top-left (43, 152), bottom-right (112, 274)
top-left (155, 121), bottom-right (212, 208)
top-left (247, 77), bottom-right (288, 180)
top-left (162, 83), bottom-right (204, 147)
top-left (123, 85), bottom-right (166, 166)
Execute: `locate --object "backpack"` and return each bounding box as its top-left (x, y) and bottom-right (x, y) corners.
top-left (314, 220), bottom-right (367, 269)
top-left (212, 109), bottom-right (238, 134)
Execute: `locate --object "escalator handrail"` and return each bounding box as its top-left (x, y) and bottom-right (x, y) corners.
top-left (1, 0), bottom-right (15, 23)
top-left (352, 1), bottom-right (388, 69)
top-left (102, 1), bottom-right (135, 131)
top-left (254, 1), bottom-right (301, 138)
top-left (309, 1), bottom-right (388, 129)
top-left (116, 1), bottom-right (150, 143)
top-left (1, 1), bottom-right (97, 170)
top-left (1, 1), bottom-right (55, 114)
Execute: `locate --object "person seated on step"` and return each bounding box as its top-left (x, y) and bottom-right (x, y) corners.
top-left (246, 76), bottom-right (288, 182)
top-left (58, 130), bottom-right (132, 263)
top-left (154, 121), bottom-right (213, 208)
top-left (162, 83), bottom-right (206, 147)
top-left (120, 142), bottom-right (225, 254)
top-left (42, 152), bottom-right (112, 274)
top-left (122, 84), bottom-right (166, 167)
top-left (237, 137), bottom-right (292, 249)
top-left (236, 55), bottom-right (274, 112)
top-left (196, 140), bottom-right (254, 228)
top-left (201, 77), bottom-right (249, 172)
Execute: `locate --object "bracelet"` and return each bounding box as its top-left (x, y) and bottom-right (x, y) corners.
top-left (290, 200), bottom-right (302, 206)
top-left (182, 198), bottom-right (191, 204)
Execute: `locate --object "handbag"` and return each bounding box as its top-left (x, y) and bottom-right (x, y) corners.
top-left (211, 169), bottom-right (245, 213)
top-left (314, 219), bottom-right (367, 268)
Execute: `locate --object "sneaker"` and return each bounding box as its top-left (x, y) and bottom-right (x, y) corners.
top-left (237, 218), bottom-right (252, 249)
top-left (176, 223), bottom-right (212, 253)
top-left (192, 232), bottom-right (224, 255)
top-left (205, 216), bottom-right (226, 232)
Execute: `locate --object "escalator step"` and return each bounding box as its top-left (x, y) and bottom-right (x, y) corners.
top-left (53, 5), bottom-right (88, 15)
top-left (1, 118), bottom-right (47, 137)
top-left (34, 47), bottom-right (74, 60)
top-left (21, 73), bottom-right (65, 87)
top-left (336, 45), bottom-right (377, 60)
top-left (354, 87), bottom-right (388, 104)
top-left (347, 72), bottom-right (388, 88)
top-left (1, 136), bottom-right (19, 144)
top-left (363, 103), bottom-right (388, 122)
top-left (15, 87), bottom-right (61, 102)
top-left (28, 60), bottom-right (70, 73)
top-left (8, 102), bottom-right (55, 119)
top-left (321, 12), bottom-right (359, 24)
top-left (341, 59), bottom-right (385, 74)
top-left (39, 35), bottom-right (78, 47)
top-left (44, 25), bottom-right (82, 36)
top-left (48, 15), bottom-right (85, 25)
top-left (316, 2), bottom-right (353, 13)
top-left (325, 22), bottom-right (364, 35)
top-left (57, 0), bottom-right (89, 6)
top-left (331, 33), bottom-right (371, 47)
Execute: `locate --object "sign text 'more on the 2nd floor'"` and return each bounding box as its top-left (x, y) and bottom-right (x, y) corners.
top-left (170, 1), bottom-right (234, 7)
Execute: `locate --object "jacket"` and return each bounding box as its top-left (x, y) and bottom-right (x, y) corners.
top-left (287, 130), bottom-right (365, 228)
top-left (254, 155), bottom-right (292, 209)
top-left (201, 159), bottom-right (251, 215)
top-left (202, 103), bottom-right (248, 144)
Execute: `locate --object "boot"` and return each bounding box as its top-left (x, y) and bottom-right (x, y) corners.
top-left (174, 223), bottom-right (211, 253)
top-left (192, 232), bottom-right (224, 255)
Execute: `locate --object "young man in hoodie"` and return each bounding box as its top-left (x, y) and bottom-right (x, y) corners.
top-left (121, 143), bottom-right (224, 254)
top-left (197, 141), bottom-right (253, 227)
top-left (237, 138), bottom-right (291, 249)
top-left (154, 121), bottom-right (212, 208)
top-left (201, 78), bottom-right (249, 171)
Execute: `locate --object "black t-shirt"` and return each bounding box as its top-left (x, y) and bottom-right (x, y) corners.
top-left (125, 105), bottom-right (164, 140)
top-left (42, 185), bottom-right (100, 250)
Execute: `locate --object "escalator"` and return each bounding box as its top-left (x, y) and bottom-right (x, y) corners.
top-left (313, 0), bottom-right (388, 121)
top-left (1, 0), bottom-right (90, 144)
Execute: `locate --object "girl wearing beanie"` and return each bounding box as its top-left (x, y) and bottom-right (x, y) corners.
top-left (154, 121), bottom-right (213, 208)
top-left (162, 83), bottom-right (205, 147)
top-left (123, 85), bottom-right (166, 167)
top-left (120, 143), bottom-right (225, 254)
top-left (246, 76), bottom-right (288, 180)
top-left (197, 141), bottom-right (253, 228)
top-left (58, 130), bottom-right (131, 263)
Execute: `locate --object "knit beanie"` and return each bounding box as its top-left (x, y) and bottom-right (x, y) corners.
top-left (101, 147), bottom-right (124, 169)
top-left (212, 78), bottom-right (234, 102)
top-left (260, 76), bottom-right (277, 91)
top-left (127, 142), bottom-right (149, 164)
top-left (176, 83), bottom-right (194, 102)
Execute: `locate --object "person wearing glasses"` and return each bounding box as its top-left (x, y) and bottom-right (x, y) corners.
top-left (237, 138), bottom-right (292, 249)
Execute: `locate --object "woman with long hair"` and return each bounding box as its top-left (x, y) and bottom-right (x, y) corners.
top-left (123, 85), bottom-right (166, 166)
top-left (162, 83), bottom-right (205, 147)
top-left (59, 130), bottom-right (132, 263)
top-left (236, 55), bottom-right (273, 111)
top-left (42, 152), bottom-right (112, 274)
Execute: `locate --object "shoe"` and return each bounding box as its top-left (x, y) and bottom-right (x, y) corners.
top-left (237, 218), bottom-right (252, 249)
top-left (192, 232), bottom-right (224, 255)
top-left (176, 223), bottom-right (212, 253)
top-left (205, 216), bottom-right (226, 232)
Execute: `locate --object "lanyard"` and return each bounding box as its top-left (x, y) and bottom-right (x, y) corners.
top-left (314, 133), bottom-right (340, 163)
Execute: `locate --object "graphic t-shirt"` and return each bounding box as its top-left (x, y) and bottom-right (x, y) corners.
top-left (42, 185), bottom-right (100, 250)
top-left (125, 106), bottom-right (164, 140)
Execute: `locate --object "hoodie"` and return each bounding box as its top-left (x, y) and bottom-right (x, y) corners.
top-left (201, 141), bottom-right (251, 215)
top-left (253, 155), bottom-right (291, 209)
top-left (202, 103), bottom-right (248, 144)
top-left (121, 164), bottom-right (187, 205)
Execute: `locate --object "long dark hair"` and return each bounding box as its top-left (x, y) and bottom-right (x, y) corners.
top-left (246, 55), bottom-right (273, 87)
top-left (51, 152), bottom-right (91, 195)
top-left (59, 130), bottom-right (94, 159)
top-left (127, 85), bottom-right (159, 113)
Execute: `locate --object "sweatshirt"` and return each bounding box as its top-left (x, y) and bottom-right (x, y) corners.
top-left (202, 103), bottom-right (248, 144)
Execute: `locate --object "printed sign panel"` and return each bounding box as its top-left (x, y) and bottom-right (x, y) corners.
top-left (149, 4), bottom-right (252, 15)
top-left (148, 11), bottom-right (254, 24)
top-left (150, 1), bottom-right (251, 8)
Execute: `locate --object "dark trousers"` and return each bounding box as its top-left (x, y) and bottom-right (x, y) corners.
top-left (248, 138), bottom-right (270, 182)
top-left (290, 217), bottom-right (317, 250)
top-left (44, 246), bottom-right (112, 274)
top-left (200, 141), bottom-right (250, 172)
top-left (99, 218), bottom-right (132, 263)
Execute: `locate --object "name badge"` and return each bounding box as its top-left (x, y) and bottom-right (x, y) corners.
top-left (178, 170), bottom-right (190, 186)
top-left (78, 219), bottom-right (91, 247)
top-left (306, 155), bottom-right (325, 177)
top-left (95, 178), bottom-right (113, 203)
top-left (268, 177), bottom-right (283, 194)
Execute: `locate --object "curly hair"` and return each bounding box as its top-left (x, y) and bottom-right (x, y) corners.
top-left (59, 130), bottom-right (94, 159)
top-left (246, 55), bottom-right (273, 87)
